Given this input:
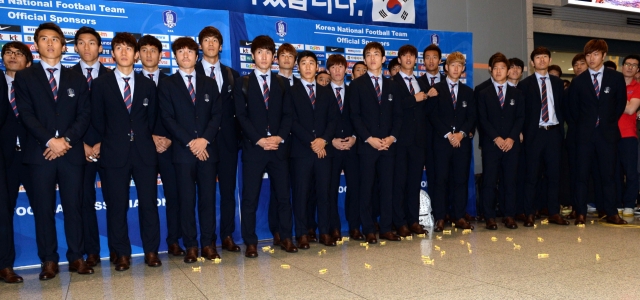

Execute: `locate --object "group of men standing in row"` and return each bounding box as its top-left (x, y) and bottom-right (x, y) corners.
top-left (0, 21), bottom-right (634, 285)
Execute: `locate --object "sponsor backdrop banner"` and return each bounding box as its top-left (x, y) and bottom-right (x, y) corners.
top-left (0, 0), bottom-right (472, 269)
top-left (112, 0), bottom-right (429, 29)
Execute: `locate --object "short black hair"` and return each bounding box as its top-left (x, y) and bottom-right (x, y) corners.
top-left (508, 57), bottom-right (524, 69)
top-left (74, 26), bottom-right (101, 46)
top-left (1, 41), bottom-right (33, 65)
top-left (171, 37), bottom-right (198, 56)
top-left (622, 54), bottom-right (640, 66)
top-left (548, 64), bottom-right (562, 77)
top-left (353, 61), bottom-right (366, 70)
top-left (603, 60), bottom-right (617, 70)
top-left (388, 57), bottom-right (400, 69)
top-left (530, 46), bottom-right (551, 61)
top-left (250, 35), bottom-right (275, 55)
top-left (34, 22), bottom-right (65, 45)
top-left (198, 26), bottom-right (223, 46)
top-left (111, 32), bottom-right (138, 52)
top-left (296, 50), bottom-right (317, 65)
top-left (422, 44), bottom-right (442, 61)
top-left (138, 35), bottom-right (162, 53)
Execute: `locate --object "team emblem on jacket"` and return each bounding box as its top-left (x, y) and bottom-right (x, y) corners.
top-left (143, 98), bottom-right (149, 107)
top-left (67, 88), bottom-right (75, 97)
top-left (388, 94), bottom-right (393, 101)
top-left (604, 87), bottom-right (610, 94)
top-left (510, 99), bottom-right (515, 106)
top-left (462, 101), bottom-right (467, 107)
top-left (205, 94), bottom-right (210, 102)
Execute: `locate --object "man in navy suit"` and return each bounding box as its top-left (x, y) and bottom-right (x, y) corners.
top-left (290, 51), bottom-right (339, 248)
top-left (70, 26), bottom-right (111, 267)
top-left (568, 39), bottom-right (628, 225)
top-left (159, 37), bottom-right (222, 263)
top-left (234, 35), bottom-right (297, 257)
top-left (194, 26), bottom-right (242, 253)
top-left (91, 33), bottom-right (161, 271)
top-left (0, 41), bottom-right (33, 283)
top-left (14, 22), bottom-right (93, 280)
top-left (517, 47), bottom-right (570, 227)
top-left (138, 35), bottom-right (185, 257)
top-left (419, 44), bottom-right (445, 200)
top-left (350, 42), bottom-right (403, 244)
top-left (326, 54), bottom-right (362, 240)
top-left (477, 53), bottom-right (525, 230)
top-left (430, 52), bottom-right (475, 231)
top-left (392, 44), bottom-right (433, 236)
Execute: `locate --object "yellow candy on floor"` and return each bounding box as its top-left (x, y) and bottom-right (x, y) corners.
top-left (440, 250), bottom-right (445, 257)
top-left (596, 254), bottom-right (601, 261)
top-left (443, 230), bottom-right (451, 235)
top-left (405, 236), bottom-right (413, 240)
top-left (380, 241), bottom-right (386, 246)
top-left (319, 269), bottom-right (328, 274)
top-left (213, 258), bottom-right (221, 264)
top-left (506, 237), bottom-right (513, 242)
top-left (537, 237), bottom-right (544, 242)
top-left (537, 253), bottom-right (549, 259)
top-left (577, 237), bottom-right (582, 243)
top-left (360, 242), bottom-right (368, 247)
top-left (541, 219), bottom-right (549, 225)
top-left (436, 235), bottom-right (443, 240)
top-left (591, 220), bottom-right (595, 224)
top-left (462, 229), bottom-right (471, 235)
top-left (318, 251), bottom-right (323, 256)
top-left (262, 246), bottom-right (271, 252)
top-left (343, 237), bottom-right (350, 241)
top-left (577, 224), bottom-right (585, 228)
top-left (491, 237), bottom-right (497, 242)
top-left (513, 244), bottom-right (521, 250)
top-left (364, 263), bottom-right (371, 269)
top-left (417, 233), bottom-right (426, 238)
top-left (534, 224), bottom-right (538, 229)
top-left (421, 255), bottom-right (430, 259)
top-left (281, 264), bottom-right (290, 269)
top-left (336, 240), bottom-right (344, 245)
top-left (269, 249), bottom-right (275, 254)
top-left (468, 249), bottom-right (472, 254)
top-left (434, 245), bottom-right (440, 251)
top-left (192, 266), bottom-right (201, 272)
top-left (322, 249), bottom-right (327, 253)
top-left (460, 240), bottom-right (465, 245)
top-left (197, 257), bottom-right (205, 262)
top-left (400, 236), bottom-right (405, 240)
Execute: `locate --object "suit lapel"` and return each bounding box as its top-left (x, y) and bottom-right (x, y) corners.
top-left (106, 72), bottom-right (127, 111)
top-left (130, 73), bottom-right (146, 114)
top-left (172, 73), bottom-right (193, 106)
top-left (195, 74), bottom-right (206, 107)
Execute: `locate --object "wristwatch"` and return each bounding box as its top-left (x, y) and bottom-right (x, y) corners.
top-left (64, 137), bottom-right (71, 143)
top-left (459, 131), bottom-right (467, 138)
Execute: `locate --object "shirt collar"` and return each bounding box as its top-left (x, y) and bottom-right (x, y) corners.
top-left (114, 67), bottom-right (134, 80)
top-left (200, 59), bottom-right (221, 73)
top-left (254, 69), bottom-right (270, 78)
top-left (79, 60), bottom-right (100, 71)
top-left (40, 60), bottom-right (62, 72)
top-left (5, 73), bottom-right (13, 83)
top-left (330, 81), bottom-right (345, 90)
top-left (300, 78), bottom-right (316, 87)
top-left (399, 70), bottom-right (415, 80)
top-left (535, 71), bottom-right (550, 81)
top-left (142, 68), bottom-right (160, 78)
top-left (491, 78), bottom-right (508, 90)
top-left (179, 69), bottom-right (196, 78)
top-left (589, 65), bottom-right (605, 77)
top-left (367, 70), bottom-right (382, 79)
top-left (446, 76), bottom-right (459, 86)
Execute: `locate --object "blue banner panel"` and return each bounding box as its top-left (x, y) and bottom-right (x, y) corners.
top-left (111, 0), bottom-right (428, 29)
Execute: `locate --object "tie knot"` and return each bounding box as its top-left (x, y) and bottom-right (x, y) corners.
top-left (86, 67), bottom-right (93, 72)
top-left (336, 87), bottom-right (342, 92)
top-left (372, 76), bottom-right (379, 81)
top-left (405, 76), bottom-right (412, 82)
top-left (148, 73), bottom-right (154, 79)
top-left (540, 77), bottom-right (547, 81)
top-left (46, 68), bottom-right (57, 74)
top-left (186, 75), bottom-right (193, 81)
top-left (498, 85), bottom-right (503, 91)
top-left (593, 72), bottom-right (600, 78)
top-left (123, 77), bottom-right (130, 83)
top-left (307, 84), bottom-right (314, 88)
top-left (260, 74), bottom-right (268, 81)
top-left (211, 66), bottom-right (215, 72)
top-left (450, 83), bottom-right (456, 88)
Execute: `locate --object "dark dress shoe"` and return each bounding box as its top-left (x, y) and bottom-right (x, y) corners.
top-left (0, 267), bottom-right (23, 284)
top-left (464, 213), bottom-right (474, 222)
top-left (524, 214), bottom-right (535, 227)
top-left (168, 243), bottom-right (186, 256)
top-left (515, 213), bottom-right (526, 222)
top-left (485, 218), bottom-right (498, 230)
top-left (396, 225), bottom-right (411, 237)
top-left (319, 234), bottom-right (337, 246)
top-left (296, 235), bottom-right (310, 249)
top-left (39, 261), bottom-right (59, 280)
top-left (379, 231), bottom-right (401, 241)
top-left (144, 252), bottom-right (162, 267)
top-left (202, 245), bottom-right (221, 260)
top-left (184, 247), bottom-right (198, 263)
top-left (349, 229), bottom-right (364, 240)
top-left (245, 244), bottom-right (258, 258)
top-left (280, 238), bottom-right (299, 253)
top-left (455, 218), bottom-right (474, 230)
top-left (113, 257), bottom-right (130, 272)
top-left (222, 236), bottom-right (241, 252)
top-left (566, 210), bottom-right (577, 220)
top-left (575, 214), bottom-right (586, 225)
top-left (272, 232), bottom-right (281, 246)
top-left (606, 214), bottom-right (628, 225)
top-left (110, 251), bottom-right (117, 264)
top-left (365, 233), bottom-right (378, 244)
top-left (503, 217), bottom-right (518, 229)
top-left (307, 229), bottom-right (318, 242)
top-left (548, 214), bottom-right (570, 225)
top-left (69, 258), bottom-right (94, 275)
top-left (330, 228), bottom-right (342, 240)
top-left (434, 219), bottom-right (445, 232)
top-left (409, 222), bottom-right (427, 234)
top-left (86, 254), bottom-right (101, 267)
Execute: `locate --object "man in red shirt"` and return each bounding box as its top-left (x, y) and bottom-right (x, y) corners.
top-left (617, 54), bottom-right (640, 216)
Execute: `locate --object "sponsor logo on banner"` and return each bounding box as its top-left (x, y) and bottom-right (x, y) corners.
top-left (97, 31), bottom-right (114, 38)
top-left (240, 47), bottom-right (251, 54)
top-left (271, 65), bottom-right (280, 71)
top-left (99, 57), bottom-right (115, 64)
top-left (315, 53), bottom-right (326, 59)
top-left (62, 55), bottom-right (81, 63)
top-left (161, 51), bottom-right (171, 58)
top-left (65, 39), bottom-right (75, 45)
top-left (241, 63), bottom-right (255, 69)
top-left (346, 48), bottom-right (362, 54)
top-left (305, 45), bottom-right (325, 52)
top-left (291, 44), bottom-right (304, 50)
top-left (0, 24), bottom-right (21, 32)
top-left (430, 33), bottom-right (440, 46)
top-left (346, 55), bottom-right (363, 61)
top-left (170, 36), bottom-right (194, 42)
top-left (239, 40), bottom-right (252, 46)
top-left (373, 0), bottom-right (415, 24)
top-left (161, 43), bottom-right (170, 50)
top-left (146, 34), bottom-right (169, 41)
top-left (163, 10), bottom-right (178, 28)
top-left (23, 35), bottom-right (34, 43)
top-left (386, 50), bottom-right (398, 56)
top-left (0, 33), bottom-right (21, 41)
top-left (326, 46), bottom-right (345, 53)
top-left (158, 59), bottom-right (171, 66)
top-left (23, 26), bottom-right (37, 33)
top-left (275, 20), bottom-right (287, 37)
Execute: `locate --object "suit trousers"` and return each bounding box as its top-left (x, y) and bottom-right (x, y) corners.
top-left (158, 147), bottom-right (181, 246)
top-left (432, 138), bottom-right (471, 221)
top-left (359, 151), bottom-right (394, 235)
top-left (292, 157), bottom-right (331, 237)
top-left (482, 143), bottom-right (520, 219)
top-left (329, 148), bottom-right (360, 231)
top-left (524, 127), bottom-right (562, 216)
top-left (216, 143), bottom-right (239, 240)
top-left (393, 144), bottom-right (426, 227)
top-left (575, 129), bottom-right (618, 216)
top-left (82, 161), bottom-right (105, 255)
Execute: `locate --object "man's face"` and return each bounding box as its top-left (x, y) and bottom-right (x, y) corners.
top-left (423, 50), bottom-right (440, 73)
top-left (252, 48), bottom-right (274, 72)
top-left (175, 47), bottom-right (197, 70)
top-left (277, 51), bottom-right (295, 71)
top-left (200, 36), bottom-right (221, 60)
top-left (298, 56), bottom-right (317, 82)
top-left (389, 65), bottom-right (400, 76)
top-left (74, 33), bottom-right (102, 64)
top-left (573, 59), bottom-right (587, 75)
top-left (586, 51), bottom-right (605, 70)
top-left (2, 46), bottom-right (30, 73)
top-left (352, 64), bottom-right (367, 79)
top-left (364, 48), bottom-right (384, 72)
top-left (35, 29), bottom-right (65, 61)
top-left (532, 54), bottom-right (550, 71)
top-left (329, 64), bottom-right (345, 83)
top-left (548, 70), bottom-right (560, 77)
top-left (139, 45), bottom-right (161, 69)
top-left (398, 53), bottom-right (417, 72)
top-left (317, 73), bottom-right (330, 86)
top-left (111, 43), bottom-right (138, 69)
top-left (622, 59), bottom-right (639, 78)
top-left (445, 61), bottom-right (464, 80)
top-left (507, 65), bottom-right (522, 81)
top-left (490, 62), bottom-right (508, 83)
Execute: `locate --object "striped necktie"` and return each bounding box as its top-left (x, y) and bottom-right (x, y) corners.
top-left (210, 66), bottom-right (216, 80)
top-left (261, 74), bottom-right (269, 110)
top-left (307, 84), bottom-right (315, 110)
top-left (372, 76), bottom-right (381, 104)
top-left (9, 81), bottom-right (18, 117)
top-left (498, 85), bottom-right (504, 109)
top-left (405, 76), bottom-right (415, 95)
top-left (46, 68), bottom-right (58, 102)
top-left (450, 83), bottom-right (457, 109)
top-left (186, 75), bottom-right (195, 105)
top-left (430, 76), bottom-right (436, 86)
top-left (540, 77), bottom-right (549, 122)
top-left (335, 87), bottom-right (343, 113)
top-left (123, 77), bottom-right (132, 113)
top-left (86, 67), bottom-right (93, 90)
top-left (593, 72), bottom-right (600, 127)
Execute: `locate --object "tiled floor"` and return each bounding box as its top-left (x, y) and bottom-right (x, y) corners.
top-left (5, 215), bottom-right (640, 299)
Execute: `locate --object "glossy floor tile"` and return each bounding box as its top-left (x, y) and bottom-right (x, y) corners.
top-left (4, 214), bottom-right (640, 299)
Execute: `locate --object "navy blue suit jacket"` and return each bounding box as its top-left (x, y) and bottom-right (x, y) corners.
top-left (71, 62), bottom-right (110, 146)
top-left (393, 73), bottom-right (430, 148)
top-left (477, 84), bottom-right (525, 147)
top-left (430, 80), bottom-right (476, 137)
top-left (14, 63), bottom-right (91, 165)
top-left (234, 72), bottom-right (293, 161)
top-left (517, 73), bottom-right (565, 143)
top-left (568, 68), bottom-right (626, 144)
top-left (350, 74), bottom-right (402, 156)
top-left (91, 71), bottom-right (157, 168)
top-left (159, 72), bottom-right (221, 163)
top-left (290, 81), bottom-right (339, 158)
top-left (0, 71), bottom-right (20, 166)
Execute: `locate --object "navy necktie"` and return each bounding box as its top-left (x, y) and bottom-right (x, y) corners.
top-left (372, 76), bottom-right (381, 104)
top-left (307, 84), bottom-right (315, 110)
top-left (261, 74), bottom-right (269, 110)
top-left (498, 86), bottom-right (504, 109)
top-left (540, 77), bottom-right (549, 122)
top-left (450, 83), bottom-right (457, 109)
top-left (405, 77), bottom-right (415, 95)
top-left (9, 81), bottom-right (18, 117)
top-left (123, 77), bottom-right (132, 113)
top-left (335, 87), bottom-right (343, 113)
top-left (186, 75), bottom-right (195, 105)
top-left (86, 67), bottom-right (93, 90)
top-left (46, 68), bottom-right (58, 102)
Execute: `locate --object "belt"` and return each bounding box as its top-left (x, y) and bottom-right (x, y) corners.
top-left (538, 124), bottom-right (559, 130)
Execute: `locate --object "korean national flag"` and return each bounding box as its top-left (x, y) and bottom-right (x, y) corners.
top-left (372, 0), bottom-right (415, 24)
